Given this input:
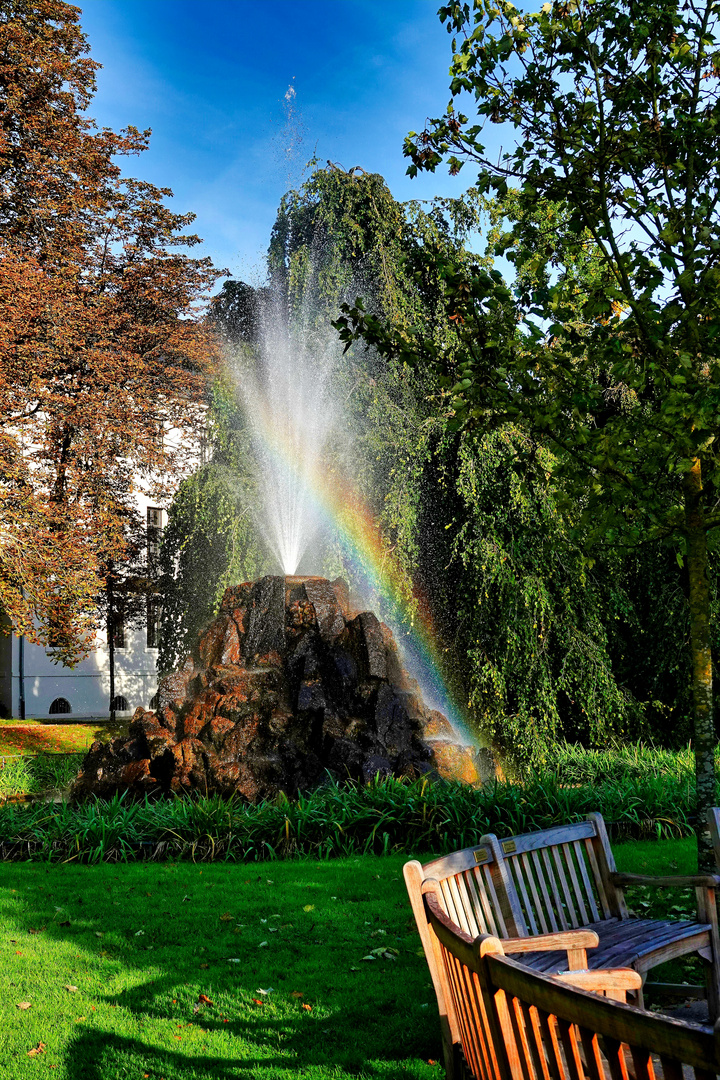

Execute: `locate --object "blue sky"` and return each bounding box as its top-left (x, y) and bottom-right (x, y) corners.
top-left (78, 0), bottom-right (480, 285)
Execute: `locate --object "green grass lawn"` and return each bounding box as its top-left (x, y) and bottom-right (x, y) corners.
top-left (1, 853), bottom-right (443, 1079)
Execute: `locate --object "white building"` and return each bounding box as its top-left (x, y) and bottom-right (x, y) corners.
top-left (0, 426), bottom-right (206, 721)
top-left (0, 496), bottom-right (166, 721)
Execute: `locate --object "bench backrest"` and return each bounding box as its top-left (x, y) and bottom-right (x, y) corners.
top-left (496, 813), bottom-right (626, 935)
top-left (407, 814), bottom-right (624, 946)
top-left (425, 887), bottom-right (720, 1080)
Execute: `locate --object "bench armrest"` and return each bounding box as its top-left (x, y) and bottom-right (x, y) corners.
top-left (503, 929), bottom-right (599, 954)
top-left (552, 967), bottom-right (643, 1002)
top-left (609, 872), bottom-right (720, 889)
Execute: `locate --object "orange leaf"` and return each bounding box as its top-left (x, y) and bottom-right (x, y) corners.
top-left (301, 1003), bottom-right (312, 1012)
top-left (27, 1042), bottom-right (46, 1057)
top-left (197, 994), bottom-right (213, 1006)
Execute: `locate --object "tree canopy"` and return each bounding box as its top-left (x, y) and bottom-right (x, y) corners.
top-left (0, 0), bottom-right (222, 662)
top-left (336, 0), bottom-right (720, 861)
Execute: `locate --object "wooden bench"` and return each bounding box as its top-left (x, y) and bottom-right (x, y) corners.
top-left (425, 882), bottom-right (720, 1080)
top-left (405, 812), bottom-right (720, 1069)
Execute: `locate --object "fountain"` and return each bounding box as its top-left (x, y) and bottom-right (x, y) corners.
top-left (73, 575), bottom-right (489, 799)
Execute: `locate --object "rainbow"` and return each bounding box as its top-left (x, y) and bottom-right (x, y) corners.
top-left (240, 382), bottom-right (476, 746)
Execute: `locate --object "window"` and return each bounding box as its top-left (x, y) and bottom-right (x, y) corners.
top-left (147, 597), bottom-right (162, 649)
top-left (108, 613), bottom-right (125, 650)
top-left (110, 695), bottom-right (130, 712)
top-left (49, 697), bottom-right (71, 715)
top-left (149, 691), bottom-right (159, 711)
top-left (147, 506), bottom-right (163, 576)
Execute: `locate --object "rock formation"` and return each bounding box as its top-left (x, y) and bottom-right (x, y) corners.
top-left (74, 576), bottom-right (486, 801)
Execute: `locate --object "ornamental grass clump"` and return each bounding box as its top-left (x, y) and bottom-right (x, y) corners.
top-left (0, 770), bottom-right (701, 863)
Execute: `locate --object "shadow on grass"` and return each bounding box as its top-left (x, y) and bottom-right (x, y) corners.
top-left (3, 859), bottom-right (438, 1079)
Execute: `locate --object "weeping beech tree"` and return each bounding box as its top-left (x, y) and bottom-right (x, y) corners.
top-left (337, 0), bottom-right (720, 864)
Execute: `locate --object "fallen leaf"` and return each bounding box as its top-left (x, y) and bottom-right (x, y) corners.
top-left (291, 991), bottom-right (304, 999)
top-left (64, 985), bottom-right (78, 993)
top-left (197, 994), bottom-right (213, 1005)
top-left (361, 955), bottom-right (377, 961)
top-left (303, 904), bottom-right (315, 912)
top-left (220, 912), bottom-right (234, 922)
top-left (227, 958), bottom-right (241, 963)
top-left (75, 1016), bottom-right (86, 1022)
top-left (16, 1002), bottom-right (32, 1010)
top-left (256, 987), bottom-right (273, 995)
top-left (252, 998), bottom-right (264, 1006)
top-left (199, 963), bottom-right (209, 969)
top-left (258, 940), bottom-right (268, 948)
top-left (428, 1060), bottom-right (438, 1066)
top-left (134, 930), bottom-right (145, 937)
top-left (301, 1003), bottom-right (312, 1012)
top-left (27, 1042), bottom-right (45, 1057)
top-left (94, 932), bottom-right (103, 938)
top-left (349, 966), bottom-right (359, 971)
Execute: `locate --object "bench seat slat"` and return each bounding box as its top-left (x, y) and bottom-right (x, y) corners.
top-left (520, 918), bottom-right (711, 974)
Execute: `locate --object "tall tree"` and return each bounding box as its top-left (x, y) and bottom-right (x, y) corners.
top-left (337, 0), bottom-right (720, 863)
top-left (0, 0), bottom-right (222, 663)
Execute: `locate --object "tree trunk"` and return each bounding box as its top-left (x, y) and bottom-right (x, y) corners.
top-left (685, 458), bottom-right (716, 871)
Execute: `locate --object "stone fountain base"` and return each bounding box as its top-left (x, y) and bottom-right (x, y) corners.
top-left (73, 576), bottom-right (490, 801)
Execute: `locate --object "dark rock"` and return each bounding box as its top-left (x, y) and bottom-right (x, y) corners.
top-left (73, 576), bottom-right (485, 801)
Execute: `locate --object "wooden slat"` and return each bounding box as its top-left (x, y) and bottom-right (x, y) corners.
top-left (448, 875), bottom-right (474, 937)
top-left (488, 955), bottom-right (718, 1069)
top-left (522, 852), bottom-right (550, 935)
top-left (562, 843), bottom-right (589, 926)
top-left (578, 1024), bottom-right (606, 1080)
top-left (423, 845), bottom-right (495, 880)
top-left (531, 850), bottom-right (559, 933)
top-left (470, 866), bottom-right (499, 937)
top-left (501, 821), bottom-right (596, 856)
top-left (508, 994), bottom-right (537, 1080)
top-left (552, 845), bottom-right (580, 928)
top-left (441, 877), bottom-right (464, 930)
top-left (573, 839), bottom-right (600, 923)
top-left (536, 1009), bottom-right (566, 1080)
top-left (520, 1000), bottom-right (553, 1080)
top-left (459, 959), bottom-right (487, 1080)
top-left (510, 857), bottom-right (540, 936)
top-left (556, 1018), bottom-right (585, 1080)
top-left (482, 863), bottom-right (509, 938)
top-left (658, 1056), bottom-right (684, 1080)
top-left (585, 837), bottom-right (612, 920)
top-left (449, 949), bottom-right (482, 1079)
top-left (542, 846), bottom-right (569, 931)
top-left (599, 1036), bottom-right (630, 1080)
top-left (629, 1045), bottom-right (656, 1080)
top-left (467, 970), bottom-right (497, 1080)
top-left (455, 872), bottom-right (483, 938)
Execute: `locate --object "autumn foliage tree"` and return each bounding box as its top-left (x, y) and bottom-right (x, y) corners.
top-left (0, 0), bottom-right (223, 662)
